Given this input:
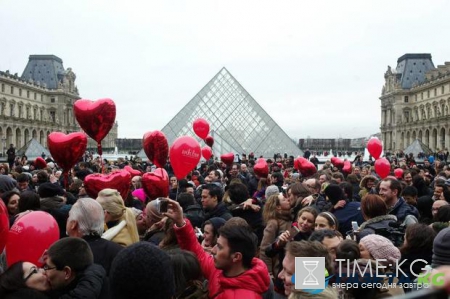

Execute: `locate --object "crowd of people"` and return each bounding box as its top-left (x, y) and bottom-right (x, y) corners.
top-left (1, 150), bottom-right (450, 298)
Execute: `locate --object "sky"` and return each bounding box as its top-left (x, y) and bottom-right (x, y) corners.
top-left (1, 0), bottom-right (450, 141)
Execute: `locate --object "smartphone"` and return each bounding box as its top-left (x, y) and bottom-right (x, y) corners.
top-left (351, 221), bottom-right (359, 232)
top-left (288, 226), bottom-right (301, 238)
top-left (156, 198), bottom-right (169, 214)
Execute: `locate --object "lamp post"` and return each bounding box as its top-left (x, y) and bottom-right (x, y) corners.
top-left (2, 136), bottom-right (6, 158)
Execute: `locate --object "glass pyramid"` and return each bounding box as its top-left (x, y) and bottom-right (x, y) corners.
top-left (161, 68), bottom-right (303, 159)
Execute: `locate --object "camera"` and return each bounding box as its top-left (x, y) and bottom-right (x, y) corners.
top-left (156, 198), bottom-right (169, 214)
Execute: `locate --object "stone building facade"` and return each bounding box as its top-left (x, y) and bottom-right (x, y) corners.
top-left (0, 55), bottom-right (118, 156)
top-left (380, 54), bottom-right (450, 152)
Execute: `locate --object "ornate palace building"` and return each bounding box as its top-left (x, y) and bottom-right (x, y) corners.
top-left (380, 53), bottom-right (450, 152)
top-left (0, 55), bottom-right (118, 156)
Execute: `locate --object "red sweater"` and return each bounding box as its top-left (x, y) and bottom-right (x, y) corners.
top-left (174, 219), bottom-right (270, 299)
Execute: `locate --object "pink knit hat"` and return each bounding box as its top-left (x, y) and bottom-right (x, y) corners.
top-left (360, 234), bottom-right (401, 265)
top-left (132, 188), bottom-right (146, 204)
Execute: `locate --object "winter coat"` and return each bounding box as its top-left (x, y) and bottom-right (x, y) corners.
top-left (83, 235), bottom-right (123, 276)
top-left (259, 216), bottom-right (292, 278)
top-left (49, 264), bottom-right (110, 299)
top-left (357, 215), bottom-right (398, 241)
top-left (230, 207), bottom-right (265, 245)
top-left (184, 204), bottom-right (205, 228)
top-left (204, 202), bottom-right (232, 222)
top-left (389, 197), bottom-right (419, 223)
top-left (39, 196), bottom-right (71, 239)
top-left (332, 201), bottom-right (365, 237)
top-left (311, 195), bottom-right (333, 214)
top-left (174, 219), bottom-right (270, 299)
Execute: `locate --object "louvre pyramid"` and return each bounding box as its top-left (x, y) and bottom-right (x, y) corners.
top-left (16, 138), bottom-right (50, 160)
top-left (161, 68), bottom-right (303, 158)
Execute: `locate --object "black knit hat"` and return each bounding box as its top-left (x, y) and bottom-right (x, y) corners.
top-left (324, 184), bottom-right (345, 205)
top-left (432, 227), bottom-right (450, 267)
top-left (110, 242), bottom-right (175, 299)
top-left (38, 182), bottom-right (65, 198)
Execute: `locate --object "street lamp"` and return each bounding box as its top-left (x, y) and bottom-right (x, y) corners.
top-left (1, 136), bottom-right (6, 157)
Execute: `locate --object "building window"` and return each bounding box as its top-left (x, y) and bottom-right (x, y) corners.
top-left (50, 111), bottom-right (55, 122)
top-left (19, 89), bottom-right (22, 97)
top-left (26, 90), bottom-right (29, 98)
top-left (434, 88), bottom-right (437, 96)
top-left (427, 90), bottom-right (430, 98)
top-left (10, 86), bottom-right (13, 94)
top-left (442, 86), bottom-right (445, 95)
top-left (404, 96), bottom-right (409, 103)
top-left (415, 94), bottom-right (417, 101)
top-left (34, 93), bottom-right (36, 100)
top-left (10, 104), bottom-right (14, 116)
top-left (40, 109), bottom-right (44, 121)
top-left (1, 84), bottom-right (4, 92)
top-left (50, 97), bottom-right (55, 103)
top-left (41, 94), bottom-right (43, 101)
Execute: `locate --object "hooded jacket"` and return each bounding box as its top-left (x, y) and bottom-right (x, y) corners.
top-left (174, 219), bottom-right (270, 299)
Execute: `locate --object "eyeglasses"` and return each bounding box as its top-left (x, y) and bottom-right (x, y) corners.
top-left (43, 264), bottom-right (58, 271)
top-left (24, 267), bottom-right (39, 282)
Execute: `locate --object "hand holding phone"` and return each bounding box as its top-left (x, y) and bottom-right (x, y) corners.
top-left (156, 198), bottom-right (169, 214)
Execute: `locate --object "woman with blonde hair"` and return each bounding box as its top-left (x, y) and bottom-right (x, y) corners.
top-left (97, 188), bottom-right (140, 247)
top-left (260, 193), bottom-right (292, 280)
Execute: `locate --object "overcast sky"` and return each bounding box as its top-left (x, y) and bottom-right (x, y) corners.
top-left (1, 0), bottom-right (450, 141)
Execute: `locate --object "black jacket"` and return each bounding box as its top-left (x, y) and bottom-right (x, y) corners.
top-left (389, 197), bottom-right (419, 223)
top-left (50, 264), bottom-right (110, 299)
top-left (357, 215), bottom-right (398, 242)
top-left (204, 202), bottom-right (232, 222)
top-left (184, 204), bottom-right (205, 228)
top-left (83, 235), bottom-right (123, 276)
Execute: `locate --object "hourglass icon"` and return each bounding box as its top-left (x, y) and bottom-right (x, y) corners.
top-left (302, 261), bottom-right (319, 285)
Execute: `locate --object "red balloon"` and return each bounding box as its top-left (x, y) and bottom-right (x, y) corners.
top-left (142, 131), bottom-right (169, 168)
top-left (193, 118), bottom-right (210, 139)
top-left (367, 137), bottom-right (383, 160)
top-left (295, 157), bottom-right (317, 177)
top-left (84, 170), bottom-right (131, 200)
top-left (47, 132), bottom-right (87, 172)
top-left (342, 160), bottom-right (352, 174)
top-left (254, 158), bottom-right (269, 178)
top-left (202, 146), bottom-right (212, 160)
top-left (394, 168), bottom-right (404, 179)
top-left (205, 135), bottom-right (214, 147)
top-left (220, 153), bottom-right (235, 166)
top-left (331, 157), bottom-right (344, 168)
top-left (74, 99), bottom-right (116, 143)
top-left (375, 158), bottom-right (391, 179)
top-left (34, 157), bottom-right (47, 169)
top-left (169, 136), bottom-right (201, 180)
top-left (142, 168), bottom-right (169, 201)
top-left (124, 165), bottom-right (142, 177)
top-left (6, 211), bottom-right (59, 267)
top-left (0, 200), bottom-right (8, 253)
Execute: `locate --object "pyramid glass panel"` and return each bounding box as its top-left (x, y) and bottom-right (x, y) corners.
top-left (161, 68), bottom-right (303, 158)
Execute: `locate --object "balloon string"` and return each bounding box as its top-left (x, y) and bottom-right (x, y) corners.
top-left (98, 143), bottom-right (103, 174)
top-left (175, 185), bottom-right (179, 201)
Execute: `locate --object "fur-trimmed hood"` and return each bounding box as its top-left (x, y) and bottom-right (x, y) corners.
top-left (359, 214), bottom-right (397, 230)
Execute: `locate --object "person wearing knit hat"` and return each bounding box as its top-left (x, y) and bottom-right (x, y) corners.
top-left (110, 242), bottom-right (175, 299)
top-left (131, 188), bottom-right (146, 204)
top-left (38, 182), bottom-right (65, 198)
top-left (265, 185), bottom-right (280, 200)
top-left (143, 200), bottom-right (165, 244)
top-left (360, 234), bottom-right (401, 266)
top-left (432, 227), bottom-right (450, 268)
top-left (0, 175), bottom-right (18, 196)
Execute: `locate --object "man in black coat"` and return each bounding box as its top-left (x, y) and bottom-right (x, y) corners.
top-left (66, 197), bottom-right (123, 276)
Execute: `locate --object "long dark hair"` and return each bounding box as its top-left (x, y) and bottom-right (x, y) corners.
top-left (400, 223), bottom-right (436, 255)
top-left (166, 249), bottom-right (202, 296)
top-left (0, 261), bottom-right (26, 296)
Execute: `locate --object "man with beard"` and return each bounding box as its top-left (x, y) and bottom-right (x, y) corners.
top-left (379, 178), bottom-right (419, 223)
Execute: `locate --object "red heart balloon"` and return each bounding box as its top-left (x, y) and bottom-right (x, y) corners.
top-left (193, 118), bottom-right (210, 140)
top-left (202, 146), bottom-right (212, 160)
top-left (6, 211), bottom-right (59, 267)
top-left (253, 158), bottom-right (269, 178)
top-left (331, 157), bottom-right (344, 168)
top-left (84, 170), bottom-right (131, 200)
top-left (47, 132), bottom-right (87, 172)
top-left (367, 137), bottom-right (382, 160)
top-left (124, 165), bottom-right (142, 177)
top-left (205, 135), bottom-right (214, 147)
top-left (220, 153), bottom-right (235, 166)
top-left (375, 158), bottom-right (391, 179)
top-left (34, 157), bottom-right (47, 169)
top-left (142, 168), bottom-right (169, 200)
top-left (142, 131), bottom-right (169, 168)
top-left (74, 98), bottom-right (116, 143)
top-left (342, 160), bottom-right (352, 174)
top-left (295, 157), bottom-right (317, 177)
top-left (394, 168), bottom-right (404, 179)
top-left (0, 200), bottom-right (8, 253)
top-left (169, 136), bottom-right (201, 180)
